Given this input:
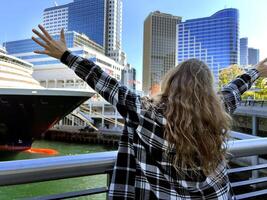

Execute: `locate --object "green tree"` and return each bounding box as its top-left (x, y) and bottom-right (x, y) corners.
top-left (219, 64), bottom-right (245, 88)
top-left (254, 77), bottom-right (267, 89)
top-left (241, 76), bottom-right (267, 100)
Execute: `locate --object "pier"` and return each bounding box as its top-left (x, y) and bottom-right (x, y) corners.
top-left (44, 127), bottom-right (121, 146)
top-left (233, 100), bottom-right (267, 136)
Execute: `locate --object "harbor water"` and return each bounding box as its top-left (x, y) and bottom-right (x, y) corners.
top-left (0, 140), bottom-right (116, 200)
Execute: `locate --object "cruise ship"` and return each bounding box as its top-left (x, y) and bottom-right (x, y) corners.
top-left (0, 46), bottom-right (93, 151)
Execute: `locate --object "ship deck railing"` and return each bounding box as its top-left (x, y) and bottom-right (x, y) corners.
top-left (1, 132), bottom-right (267, 199)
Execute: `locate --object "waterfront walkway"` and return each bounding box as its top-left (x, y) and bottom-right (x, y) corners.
top-left (234, 100), bottom-right (267, 117)
top-left (235, 105), bottom-right (267, 118)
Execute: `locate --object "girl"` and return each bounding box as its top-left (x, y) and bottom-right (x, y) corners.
top-left (32, 25), bottom-right (267, 199)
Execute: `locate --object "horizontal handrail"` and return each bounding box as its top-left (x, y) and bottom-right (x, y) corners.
top-left (231, 176), bottom-right (267, 188)
top-left (1, 139), bottom-right (267, 186)
top-left (235, 189), bottom-right (267, 200)
top-left (0, 151), bottom-right (116, 186)
top-left (228, 163), bottom-right (267, 174)
top-left (229, 131), bottom-right (261, 139)
top-left (228, 138), bottom-right (267, 158)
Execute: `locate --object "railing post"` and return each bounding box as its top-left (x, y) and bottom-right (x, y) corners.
top-left (252, 115), bottom-right (257, 136)
top-left (252, 115), bottom-right (259, 180)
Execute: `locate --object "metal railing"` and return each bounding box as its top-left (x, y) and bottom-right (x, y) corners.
top-left (239, 100), bottom-right (267, 107)
top-left (1, 139), bottom-right (267, 199)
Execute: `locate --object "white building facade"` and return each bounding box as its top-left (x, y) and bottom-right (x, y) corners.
top-left (43, 5), bottom-right (69, 35)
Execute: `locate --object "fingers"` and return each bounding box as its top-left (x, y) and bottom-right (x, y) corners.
top-left (262, 58), bottom-right (267, 65)
top-left (32, 28), bottom-right (51, 44)
top-left (38, 24), bottom-right (53, 41)
top-left (32, 36), bottom-right (48, 48)
top-left (259, 58), bottom-right (267, 64)
top-left (60, 28), bottom-right (66, 43)
top-left (34, 50), bottom-right (50, 55)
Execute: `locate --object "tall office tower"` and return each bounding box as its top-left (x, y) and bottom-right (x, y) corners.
top-left (248, 48), bottom-right (260, 65)
top-left (121, 64), bottom-right (136, 91)
top-left (68, 0), bottom-right (107, 48)
top-left (43, 0), bottom-right (125, 65)
top-left (178, 9), bottom-right (239, 83)
top-left (43, 4), bottom-right (69, 35)
top-left (143, 11), bottom-right (181, 95)
top-left (240, 38), bottom-right (248, 66)
top-left (105, 0), bottom-right (125, 65)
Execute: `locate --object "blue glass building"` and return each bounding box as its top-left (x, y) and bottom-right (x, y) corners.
top-left (68, 0), bottom-right (106, 47)
top-left (4, 31), bottom-right (104, 66)
top-left (44, 0), bottom-right (106, 47)
top-left (178, 8), bottom-right (239, 82)
top-left (5, 32), bottom-right (73, 54)
top-left (43, 0), bottom-right (125, 64)
top-left (240, 38), bottom-right (248, 66)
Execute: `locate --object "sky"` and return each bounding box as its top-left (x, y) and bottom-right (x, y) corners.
top-left (0, 0), bottom-right (267, 87)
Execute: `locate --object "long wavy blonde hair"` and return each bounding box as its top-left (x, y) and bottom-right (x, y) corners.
top-left (152, 59), bottom-right (232, 176)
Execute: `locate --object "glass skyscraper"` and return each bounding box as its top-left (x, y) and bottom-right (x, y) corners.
top-left (240, 37), bottom-right (248, 66)
top-left (44, 0), bottom-right (106, 47)
top-left (178, 8), bottom-right (239, 82)
top-left (248, 48), bottom-right (260, 65)
top-left (68, 0), bottom-right (106, 47)
top-left (43, 0), bottom-right (125, 65)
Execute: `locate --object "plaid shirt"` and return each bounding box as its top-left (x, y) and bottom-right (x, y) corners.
top-left (61, 51), bottom-right (260, 200)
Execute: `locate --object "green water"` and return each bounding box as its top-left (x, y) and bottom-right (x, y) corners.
top-left (0, 140), bottom-right (116, 200)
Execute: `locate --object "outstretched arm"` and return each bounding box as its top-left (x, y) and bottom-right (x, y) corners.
top-left (220, 59), bottom-right (267, 114)
top-left (32, 25), bottom-right (141, 124)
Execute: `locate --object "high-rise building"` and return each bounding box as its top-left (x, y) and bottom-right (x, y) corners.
top-left (178, 8), bottom-right (239, 83)
top-left (105, 0), bottom-right (124, 64)
top-left (43, 4), bottom-right (69, 35)
top-left (68, 0), bottom-right (107, 48)
top-left (248, 48), bottom-right (260, 65)
top-left (143, 11), bottom-right (181, 95)
top-left (121, 64), bottom-right (136, 91)
top-left (240, 37), bottom-right (248, 66)
top-left (43, 0), bottom-right (125, 65)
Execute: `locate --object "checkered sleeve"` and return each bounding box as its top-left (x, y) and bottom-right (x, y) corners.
top-left (60, 50), bottom-right (141, 123)
top-left (220, 69), bottom-right (260, 114)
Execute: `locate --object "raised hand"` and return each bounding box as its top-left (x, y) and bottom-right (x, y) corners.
top-left (256, 58), bottom-right (267, 77)
top-left (32, 24), bottom-right (68, 59)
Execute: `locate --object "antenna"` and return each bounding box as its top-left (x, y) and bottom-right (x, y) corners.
top-left (54, 1), bottom-right (58, 6)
